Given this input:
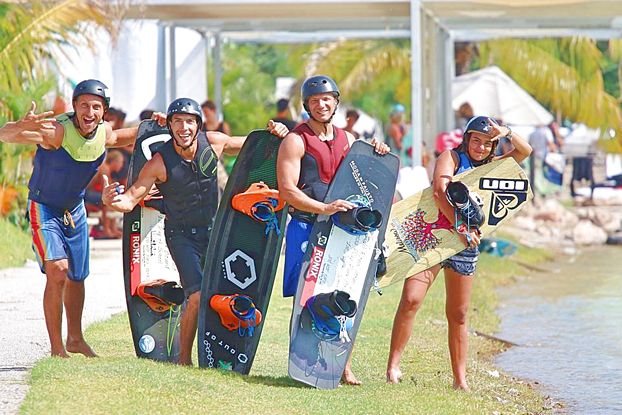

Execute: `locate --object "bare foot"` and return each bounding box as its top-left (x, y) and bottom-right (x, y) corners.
top-left (386, 367), bottom-right (403, 384)
top-left (66, 338), bottom-right (98, 357)
top-left (177, 357), bottom-right (193, 366)
top-left (341, 369), bottom-right (362, 386)
top-left (453, 381), bottom-right (470, 392)
top-left (51, 349), bottom-right (70, 358)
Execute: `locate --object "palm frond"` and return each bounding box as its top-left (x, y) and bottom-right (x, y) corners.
top-left (481, 38), bottom-right (622, 143)
top-left (0, 0), bottom-right (120, 119)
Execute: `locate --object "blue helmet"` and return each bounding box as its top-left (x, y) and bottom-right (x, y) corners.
top-left (72, 79), bottom-right (110, 108)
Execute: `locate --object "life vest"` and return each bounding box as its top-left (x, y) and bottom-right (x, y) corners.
top-left (289, 123), bottom-right (349, 222)
top-left (28, 113), bottom-right (106, 209)
top-left (156, 132), bottom-right (218, 227)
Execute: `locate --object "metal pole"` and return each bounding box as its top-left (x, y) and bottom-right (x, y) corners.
top-left (203, 32), bottom-right (210, 100)
top-left (155, 24), bottom-right (167, 111)
top-left (410, 0), bottom-right (423, 167)
top-left (169, 25), bottom-right (177, 101)
top-left (444, 28), bottom-right (455, 131)
top-left (214, 32), bottom-right (223, 121)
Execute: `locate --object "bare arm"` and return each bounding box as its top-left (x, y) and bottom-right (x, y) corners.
top-left (102, 153), bottom-right (166, 213)
top-left (0, 102), bottom-right (56, 145)
top-left (210, 120), bottom-right (290, 157)
top-left (105, 112), bottom-right (167, 148)
top-left (276, 132), bottom-right (354, 215)
top-left (105, 123), bottom-right (138, 148)
top-left (489, 119), bottom-right (532, 163)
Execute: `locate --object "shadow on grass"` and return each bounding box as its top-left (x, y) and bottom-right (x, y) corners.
top-left (243, 374), bottom-right (307, 389)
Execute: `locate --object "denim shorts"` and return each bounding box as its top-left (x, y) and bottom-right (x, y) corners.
top-left (441, 245), bottom-right (480, 276)
top-left (164, 224), bottom-right (210, 297)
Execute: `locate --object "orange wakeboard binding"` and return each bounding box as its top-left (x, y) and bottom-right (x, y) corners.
top-left (136, 279), bottom-right (185, 313)
top-left (210, 294), bottom-right (263, 337)
top-left (232, 182), bottom-right (285, 235)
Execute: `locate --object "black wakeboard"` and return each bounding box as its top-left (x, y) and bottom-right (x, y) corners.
top-left (122, 120), bottom-right (182, 362)
top-left (197, 129), bottom-right (287, 373)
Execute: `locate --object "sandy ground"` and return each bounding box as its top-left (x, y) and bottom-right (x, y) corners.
top-left (0, 239), bottom-right (126, 414)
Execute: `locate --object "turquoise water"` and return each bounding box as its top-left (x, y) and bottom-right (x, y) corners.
top-left (495, 246), bottom-right (622, 414)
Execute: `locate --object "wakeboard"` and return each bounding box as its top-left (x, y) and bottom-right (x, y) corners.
top-left (122, 120), bottom-right (183, 362)
top-left (288, 140), bottom-right (399, 389)
top-left (378, 157), bottom-right (532, 288)
top-left (197, 129), bottom-right (287, 374)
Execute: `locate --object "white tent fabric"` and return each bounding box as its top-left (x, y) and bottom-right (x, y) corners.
top-left (452, 65), bottom-right (553, 126)
top-left (53, 20), bottom-right (206, 124)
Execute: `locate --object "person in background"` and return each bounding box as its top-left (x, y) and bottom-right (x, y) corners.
top-left (344, 109), bottom-right (360, 140)
top-left (104, 107), bottom-right (126, 130)
top-left (139, 109), bottom-right (155, 121)
top-left (200, 99), bottom-right (231, 135)
top-left (273, 98), bottom-right (297, 131)
top-left (387, 104), bottom-right (407, 153)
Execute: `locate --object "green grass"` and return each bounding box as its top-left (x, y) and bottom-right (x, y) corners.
top-left (22, 243), bottom-right (552, 415)
top-left (0, 217), bottom-right (32, 269)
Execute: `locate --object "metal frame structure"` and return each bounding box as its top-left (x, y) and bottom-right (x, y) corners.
top-left (127, 0), bottom-right (622, 166)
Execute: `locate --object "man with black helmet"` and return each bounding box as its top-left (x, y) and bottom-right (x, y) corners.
top-left (277, 75), bottom-right (390, 385)
top-left (3, 79), bottom-right (158, 358)
top-left (386, 116), bottom-right (531, 390)
top-left (102, 97), bottom-right (288, 365)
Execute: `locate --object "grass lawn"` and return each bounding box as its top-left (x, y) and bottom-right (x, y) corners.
top-left (0, 217), bottom-right (32, 269)
top-left (21, 235), bottom-right (554, 414)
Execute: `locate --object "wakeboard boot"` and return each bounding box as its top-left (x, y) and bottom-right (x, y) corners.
top-left (210, 294), bottom-right (263, 336)
top-left (445, 181), bottom-right (485, 229)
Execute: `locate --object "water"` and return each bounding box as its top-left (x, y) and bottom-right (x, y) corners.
top-left (495, 246), bottom-right (622, 414)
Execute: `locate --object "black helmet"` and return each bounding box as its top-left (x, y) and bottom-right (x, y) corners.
top-left (72, 79), bottom-right (110, 108)
top-left (463, 116), bottom-right (492, 138)
top-left (166, 98), bottom-right (203, 125)
top-left (301, 75), bottom-right (340, 103)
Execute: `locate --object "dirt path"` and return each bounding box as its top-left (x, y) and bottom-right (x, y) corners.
top-left (0, 239), bottom-right (126, 414)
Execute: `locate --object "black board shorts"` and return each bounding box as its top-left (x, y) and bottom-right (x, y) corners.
top-left (164, 224), bottom-right (210, 297)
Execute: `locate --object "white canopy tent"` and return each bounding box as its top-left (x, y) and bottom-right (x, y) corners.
top-left (452, 66), bottom-right (554, 126)
top-left (61, 0), bottom-right (622, 164)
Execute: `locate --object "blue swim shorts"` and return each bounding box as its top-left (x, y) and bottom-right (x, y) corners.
top-left (441, 245), bottom-right (480, 276)
top-left (283, 218), bottom-right (312, 297)
top-left (27, 199), bottom-right (90, 281)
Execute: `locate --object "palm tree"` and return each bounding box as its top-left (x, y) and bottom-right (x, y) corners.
top-left (0, 0), bottom-right (122, 218)
top-left (480, 37), bottom-right (622, 152)
top-left (304, 37), bottom-right (622, 151)
top-left (0, 0), bottom-right (120, 120)
top-left (298, 39), bottom-right (411, 122)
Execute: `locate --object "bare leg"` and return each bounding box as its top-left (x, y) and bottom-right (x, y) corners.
top-left (43, 260), bottom-right (69, 358)
top-left (444, 268), bottom-right (473, 391)
top-left (65, 279), bottom-right (97, 357)
top-left (386, 265), bottom-right (440, 383)
top-left (178, 291), bottom-right (200, 366)
top-left (341, 350), bottom-right (362, 386)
